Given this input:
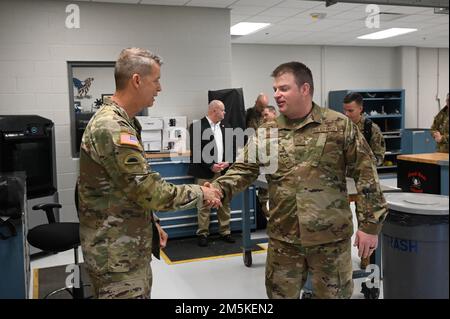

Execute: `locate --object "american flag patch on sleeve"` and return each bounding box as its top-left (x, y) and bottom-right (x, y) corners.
top-left (120, 133), bottom-right (140, 147)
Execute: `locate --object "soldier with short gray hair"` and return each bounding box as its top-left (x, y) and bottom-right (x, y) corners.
top-left (78, 48), bottom-right (221, 299)
top-left (210, 61), bottom-right (388, 299)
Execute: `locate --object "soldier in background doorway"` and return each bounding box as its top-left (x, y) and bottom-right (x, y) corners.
top-left (246, 93), bottom-right (269, 132)
top-left (343, 92), bottom-right (386, 269)
top-left (246, 93), bottom-right (270, 224)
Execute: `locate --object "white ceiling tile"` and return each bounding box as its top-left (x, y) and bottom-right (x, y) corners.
top-left (233, 0), bottom-right (282, 7)
top-left (278, 15), bottom-right (315, 26)
top-left (94, 0), bottom-right (140, 3)
top-left (430, 15), bottom-right (450, 24)
top-left (383, 5), bottom-right (430, 14)
top-left (313, 18), bottom-right (350, 28)
top-left (259, 6), bottom-right (305, 17)
top-left (230, 14), bottom-right (252, 24)
top-left (324, 21), bottom-right (365, 33)
top-left (391, 14), bottom-right (433, 23)
top-left (185, 0), bottom-right (236, 8)
top-left (277, 0), bottom-right (322, 9)
top-left (139, 0), bottom-right (188, 5)
top-left (308, 1), bottom-right (365, 13)
top-left (76, 0), bottom-right (448, 47)
top-left (229, 5), bottom-right (268, 15)
top-left (327, 9), bottom-right (371, 20)
top-left (246, 15), bottom-right (286, 23)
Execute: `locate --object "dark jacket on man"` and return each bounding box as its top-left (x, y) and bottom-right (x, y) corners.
top-left (188, 117), bottom-right (235, 180)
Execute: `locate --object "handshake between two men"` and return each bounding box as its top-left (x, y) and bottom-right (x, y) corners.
top-left (199, 161), bottom-right (230, 209)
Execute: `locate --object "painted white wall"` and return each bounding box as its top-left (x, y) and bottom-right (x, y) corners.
top-left (0, 0), bottom-right (231, 222)
top-left (418, 48), bottom-right (440, 129)
top-left (437, 48), bottom-right (449, 112)
top-left (322, 46), bottom-right (401, 105)
top-left (399, 46), bottom-right (419, 128)
top-left (231, 44), bottom-right (401, 107)
top-left (231, 44), bottom-right (449, 130)
top-left (231, 44), bottom-right (322, 107)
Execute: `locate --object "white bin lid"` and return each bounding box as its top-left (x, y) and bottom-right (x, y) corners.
top-left (384, 192), bottom-right (449, 215)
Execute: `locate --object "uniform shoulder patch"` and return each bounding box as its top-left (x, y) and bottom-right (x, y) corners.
top-left (119, 133), bottom-right (140, 147)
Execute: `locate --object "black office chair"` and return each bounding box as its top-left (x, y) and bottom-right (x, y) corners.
top-left (27, 185), bottom-right (90, 299)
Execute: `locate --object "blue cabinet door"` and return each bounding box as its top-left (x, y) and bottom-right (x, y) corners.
top-left (402, 129), bottom-right (436, 154)
top-left (149, 157), bottom-right (256, 238)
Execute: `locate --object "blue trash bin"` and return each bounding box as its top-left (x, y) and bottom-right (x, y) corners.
top-left (382, 193), bottom-right (449, 299)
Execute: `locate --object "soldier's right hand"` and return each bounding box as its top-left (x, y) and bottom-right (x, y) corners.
top-left (200, 184), bottom-right (222, 209)
top-left (433, 131), bottom-right (443, 142)
top-left (211, 164), bottom-right (223, 173)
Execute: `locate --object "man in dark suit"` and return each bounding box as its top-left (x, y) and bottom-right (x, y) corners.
top-left (189, 100), bottom-right (235, 247)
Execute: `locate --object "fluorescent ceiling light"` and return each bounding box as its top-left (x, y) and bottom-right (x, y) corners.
top-left (358, 28), bottom-right (417, 40)
top-left (230, 22), bottom-right (270, 36)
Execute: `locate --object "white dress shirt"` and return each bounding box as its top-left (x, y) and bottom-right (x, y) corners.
top-left (206, 116), bottom-right (223, 163)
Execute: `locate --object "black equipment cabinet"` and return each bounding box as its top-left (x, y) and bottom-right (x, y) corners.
top-left (0, 115), bottom-right (57, 199)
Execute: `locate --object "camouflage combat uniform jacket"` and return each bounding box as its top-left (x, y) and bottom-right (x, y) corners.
top-left (246, 106), bottom-right (263, 130)
top-left (356, 115), bottom-right (385, 166)
top-left (78, 101), bottom-right (203, 275)
top-left (431, 105), bottom-right (449, 153)
top-left (213, 103), bottom-right (388, 246)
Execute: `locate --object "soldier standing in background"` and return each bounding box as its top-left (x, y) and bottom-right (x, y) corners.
top-left (246, 93), bottom-right (270, 220)
top-left (262, 105), bottom-right (278, 123)
top-left (246, 93), bottom-right (269, 132)
top-left (256, 104), bottom-right (279, 221)
top-left (209, 61), bottom-right (388, 299)
top-left (431, 93), bottom-right (449, 153)
top-left (78, 48), bottom-right (221, 299)
top-left (343, 92), bottom-right (386, 166)
top-left (343, 92), bottom-right (386, 269)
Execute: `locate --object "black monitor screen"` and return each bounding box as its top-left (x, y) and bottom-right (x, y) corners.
top-left (0, 139), bottom-right (55, 198)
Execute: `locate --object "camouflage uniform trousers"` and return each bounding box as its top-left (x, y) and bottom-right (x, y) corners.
top-left (265, 237), bottom-right (353, 299)
top-left (196, 173), bottom-right (231, 237)
top-left (87, 264), bottom-right (152, 299)
top-left (257, 187), bottom-right (269, 218)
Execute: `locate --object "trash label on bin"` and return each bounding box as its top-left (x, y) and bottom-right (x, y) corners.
top-left (384, 234), bottom-right (418, 253)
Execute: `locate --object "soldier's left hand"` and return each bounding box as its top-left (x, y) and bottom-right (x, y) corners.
top-left (354, 230), bottom-right (378, 259)
top-left (155, 222), bottom-right (168, 248)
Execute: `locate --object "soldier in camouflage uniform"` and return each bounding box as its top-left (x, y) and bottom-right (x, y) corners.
top-left (210, 62), bottom-right (388, 299)
top-left (257, 105), bottom-right (278, 219)
top-left (262, 105), bottom-right (277, 123)
top-left (431, 93), bottom-right (449, 153)
top-left (246, 93), bottom-right (269, 133)
top-left (343, 92), bottom-right (386, 270)
top-left (343, 92), bottom-right (386, 166)
top-left (78, 48), bottom-right (221, 299)
top-left (246, 94), bottom-right (270, 218)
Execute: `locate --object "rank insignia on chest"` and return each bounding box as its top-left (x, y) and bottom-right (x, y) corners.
top-left (120, 133), bottom-right (140, 147)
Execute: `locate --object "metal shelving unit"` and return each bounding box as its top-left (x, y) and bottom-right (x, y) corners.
top-left (328, 89), bottom-right (405, 175)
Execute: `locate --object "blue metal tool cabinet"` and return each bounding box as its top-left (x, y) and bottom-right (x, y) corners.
top-left (147, 153), bottom-right (257, 239)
